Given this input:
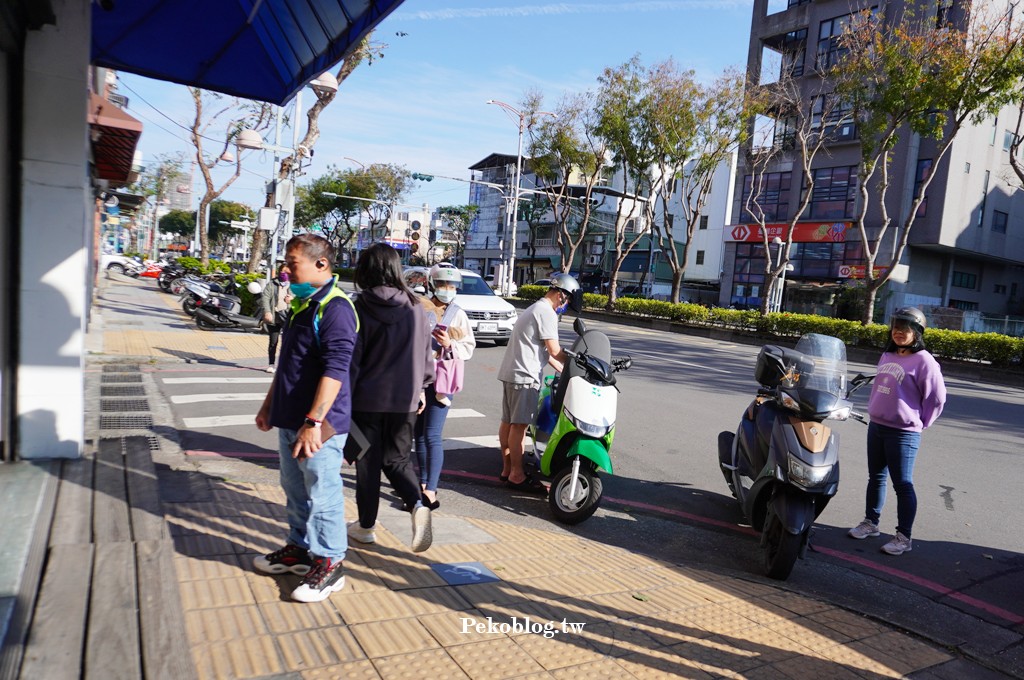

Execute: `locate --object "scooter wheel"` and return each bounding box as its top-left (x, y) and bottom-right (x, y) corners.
top-left (548, 463), bottom-right (602, 525)
top-left (195, 315), bottom-right (216, 331)
top-left (182, 299), bottom-right (198, 316)
top-left (762, 501), bottom-right (802, 581)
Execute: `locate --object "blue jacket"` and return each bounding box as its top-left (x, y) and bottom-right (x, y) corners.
top-left (269, 280), bottom-right (358, 434)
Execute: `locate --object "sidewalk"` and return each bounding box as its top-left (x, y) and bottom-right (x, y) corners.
top-left (5, 273), bottom-right (1014, 679)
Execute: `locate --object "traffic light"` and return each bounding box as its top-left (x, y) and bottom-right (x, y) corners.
top-left (411, 172), bottom-right (433, 181)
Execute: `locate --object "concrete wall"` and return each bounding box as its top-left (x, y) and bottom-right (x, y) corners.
top-left (16, 0), bottom-right (90, 458)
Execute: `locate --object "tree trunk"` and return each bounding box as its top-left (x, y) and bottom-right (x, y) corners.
top-left (671, 270), bottom-right (683, 303)
top-left (862, 282), bottom-right (879, 325)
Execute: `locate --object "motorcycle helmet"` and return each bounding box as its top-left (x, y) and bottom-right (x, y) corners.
top-left (550, 273), bottom-right (582, 314)
top-left (246, 281), bottom-right (264, 295)
top-left (890, 306), bottom-right (926, 335)
top-left (428, 263), bottom-right (462, 290)
top-left (888, 306), bottom-right (927, 352)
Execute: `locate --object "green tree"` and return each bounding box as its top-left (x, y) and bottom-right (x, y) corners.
top-left (159, 209), bottom-right (196, 238)
top-left (436, 205), bottom-right (480, 266)
top-left (831, 4), bottom-right (1024, 323)
top-left (208, 199), bottom-right (254, 259)
top-left (528, 90), bottom-right (612, 279)
top-left (361, 162), bottom-right (412, 239)
top-left (294, 166), bottom-right (376, 264)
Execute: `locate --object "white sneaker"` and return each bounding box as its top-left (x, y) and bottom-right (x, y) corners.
top-left (435, 393), bottom-right (451, 407)
top-left (265, 365), bottom-right (275, 373)
top-left (411, 504), bottom-right (433, 553)
top-left (848, 519), bottom-right (881, 540)
top-left (881, 531), bottom-right (913, 555)
top-left (347, 521), bottom-right (376, 544)
top-left (290, 556), bottom-right (345, 603)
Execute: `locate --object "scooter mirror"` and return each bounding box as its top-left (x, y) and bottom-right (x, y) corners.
top-left (573, 317), bottom-right (587, 337)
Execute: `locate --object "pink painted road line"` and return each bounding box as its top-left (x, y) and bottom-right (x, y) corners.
top-left (443, 468), bottom-right (1024, 626)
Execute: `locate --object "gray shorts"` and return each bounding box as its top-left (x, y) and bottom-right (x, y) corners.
top-left (501, 381), bottom-right (540, 425)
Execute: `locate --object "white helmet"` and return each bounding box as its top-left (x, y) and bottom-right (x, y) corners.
top-left (428, 263), bottom-right (462, 289)
top-left (246, 281), bottom-right (264, 295)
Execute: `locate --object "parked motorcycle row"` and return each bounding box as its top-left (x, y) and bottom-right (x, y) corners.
top-left (111, 258), bottom-right (880, 581)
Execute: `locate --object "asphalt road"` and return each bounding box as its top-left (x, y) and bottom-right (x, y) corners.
top-left (148, 312), bottom-right (1024, 676)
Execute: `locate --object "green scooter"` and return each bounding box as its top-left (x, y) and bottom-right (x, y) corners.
top-left (527, 318), bottom-right (632, 524)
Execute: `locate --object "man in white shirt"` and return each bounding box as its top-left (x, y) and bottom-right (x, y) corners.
top-left (496, 273), bottom-right (581, 488)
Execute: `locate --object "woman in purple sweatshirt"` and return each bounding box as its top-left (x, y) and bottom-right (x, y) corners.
top-left (848, 307), bottom-right (947, 555)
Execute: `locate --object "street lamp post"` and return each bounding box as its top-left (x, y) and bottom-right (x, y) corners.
top-left (486, 100), bottom-right (556, 296)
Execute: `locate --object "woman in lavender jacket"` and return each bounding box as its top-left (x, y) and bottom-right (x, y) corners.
top-left (847, 307), bottom-right (947, 556)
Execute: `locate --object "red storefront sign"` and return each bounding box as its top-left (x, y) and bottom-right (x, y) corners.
top-left (838, 264), bottom-right (889, 279)
top-left (728, 222), bottom-right (851, 243)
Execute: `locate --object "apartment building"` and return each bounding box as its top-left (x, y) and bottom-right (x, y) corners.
top-left (725, 0), bottom-right (1024, 320)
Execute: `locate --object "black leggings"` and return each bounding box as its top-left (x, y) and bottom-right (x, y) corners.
top-left (352, 411), bottom-right (422, 528)
top-left (267, 324), bottom-right (281, 365)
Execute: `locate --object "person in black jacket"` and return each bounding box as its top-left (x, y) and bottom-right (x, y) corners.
top-left (347, 243), bottom-right (436, 552)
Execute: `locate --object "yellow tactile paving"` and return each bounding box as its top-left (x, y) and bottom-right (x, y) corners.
top-left (577, 620), bottom-right (667, 657)
top-left (277, 627), bottom-right (366, 671)
top-left (417, 609), bottom-right (507, 647)
top-left (771, 652), bottom-right (879, 679)
top-left (179, 576), bottom-right (255, 610)
top-left (445, 637), bottom-right (547, 679)
top-left (805, 607), bottom-right (893, 639)
top-left (101, 329), bottom-right (267, 360)
top-left (349, 617), bottom-right (440, 658)
top-left (302, 659), bottom-right (381, 679)
top-left (258, 599), bottom-right (345, 634)
top-left (371, 648), bottom-right (469, 680)
top-left (192, 635), bottom-right (285, 680)
top-left (515, 631), bottom-right (605, 670)
top-left (669, 635), bottom-right (767, 677)
top-left (184, 604), bottom-right (268, 643)
top-left (174, 554), bottom-right (242, 581)
top-left (759, 591), bottom-right (834, 617)
top-left (850, 631), bottom-right (953, 673)
top-left (550, 658), bottom-right (638, 679)
top-left (613, 645), bottom-right (714, 679)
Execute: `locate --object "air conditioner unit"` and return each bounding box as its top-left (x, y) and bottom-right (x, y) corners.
top-left (585, 255), bottom-right (600, 266)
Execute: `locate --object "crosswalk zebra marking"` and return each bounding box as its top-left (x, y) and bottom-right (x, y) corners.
top-left (182, 408), bottom-right (487, 428)
top-left (172, 393), bottom-right (265, 404)
top-left (163, 377), bottom-right (273, 384)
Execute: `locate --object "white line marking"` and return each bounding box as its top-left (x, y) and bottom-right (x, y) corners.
top-left (183, 415), bottom-right (255, 428)
top-left (447, 408), bottom-right (485, 418)
top-left (163, 377), bottom-right (273, 384)
top-left (443, 435), bottom-right (500, 450)
top-left (171, 393), bottom-right (266, 404)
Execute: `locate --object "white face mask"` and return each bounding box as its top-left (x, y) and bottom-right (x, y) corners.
top-left (434, 288), bottom-right (456, 304)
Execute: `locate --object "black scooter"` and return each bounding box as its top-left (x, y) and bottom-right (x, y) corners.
top-left (717, 333), bottom-right (872, 580)
top-left (193, 294), bottom-right (265, 332)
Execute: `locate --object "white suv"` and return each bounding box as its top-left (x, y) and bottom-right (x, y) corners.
top-left (404, 267), bottom-right (518, 345)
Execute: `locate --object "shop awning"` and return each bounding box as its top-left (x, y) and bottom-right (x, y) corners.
top-left (88, 92), bottom-right (142, 183)
top-left (91, 0), bottom-right (406, 106)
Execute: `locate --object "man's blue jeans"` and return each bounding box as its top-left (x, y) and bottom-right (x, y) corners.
top-left (277, 428), bottom-right (348, 560)
top-left (865, 422), bottom-right (920, 538)
top-left (415, 385), bottom-right (451, 492)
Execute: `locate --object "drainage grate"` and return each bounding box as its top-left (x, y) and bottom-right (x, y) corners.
top-left (101, 374), bottom-right (143, 384)
top-left (147, 436), bottom-right (160, 451)
top-left (99, 415), bottom-right (153, 429)
top-left (103, 363), bottom-right (141, 373)
top-left (101, 385), bottom-right (146, 397)
top-left (100, 398), bottom-right (150, 412)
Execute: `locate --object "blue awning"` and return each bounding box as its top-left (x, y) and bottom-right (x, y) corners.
top-left (92, 0), bottom-right (405, 105)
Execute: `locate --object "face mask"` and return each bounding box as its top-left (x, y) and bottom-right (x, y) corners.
top-left (278, 272), bottom-right (289, 283)
top-left (434, 288), bottom-right (456, 304)
top-left (289, 282), bottom-right (319, 299)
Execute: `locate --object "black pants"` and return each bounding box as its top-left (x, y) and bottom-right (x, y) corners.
top-left (352, 411), bottom-right (422, 528)
top-left (267, 324), bottom-right (281, 365)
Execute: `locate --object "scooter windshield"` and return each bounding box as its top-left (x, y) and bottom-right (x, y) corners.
top-left (792, 333), bottom-right (848, 397)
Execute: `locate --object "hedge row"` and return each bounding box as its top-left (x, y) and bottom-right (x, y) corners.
top-left (516, 285), bottom-right (1024, 367)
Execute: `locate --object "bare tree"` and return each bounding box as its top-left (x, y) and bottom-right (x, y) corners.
top-left (247, 36), bottom-right (388, 272)
top-left (832, 4), bottom-right (1024, 323)
top-left (189, 89), bottom-right (272, 267)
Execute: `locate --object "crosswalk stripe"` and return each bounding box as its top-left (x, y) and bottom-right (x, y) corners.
top-left (183, 415), bottom-right (255, 428)
top-left (182, 408), bottom-right (487, 428)
top-left (443, 435), bottom-right (500, 450)
top-left (172, 393), bottom-right (265, 404)
top-left (164, 377), bottom-right (273, 384)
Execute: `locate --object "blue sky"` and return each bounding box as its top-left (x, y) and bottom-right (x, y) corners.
top-left (119, 0), bottom-right (754, 214)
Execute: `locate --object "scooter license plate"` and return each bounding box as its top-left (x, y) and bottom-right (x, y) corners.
top-left (478, 322), bottom-right (497, 334)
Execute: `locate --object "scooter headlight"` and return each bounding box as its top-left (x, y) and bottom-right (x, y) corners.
top-left (828, 406), bottom-right (852, 421)
top-left (567, 411), bottom-right (611, 438)
top-left (779, 392), bottom-right (800, 412)
top-left (787, 454), bottom-right (832, 488)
